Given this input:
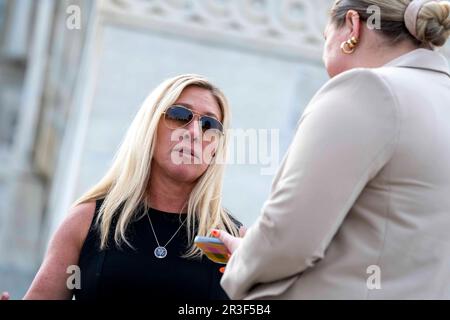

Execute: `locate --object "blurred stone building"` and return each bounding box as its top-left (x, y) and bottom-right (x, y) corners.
top-left (0, 0), bottom-right (95, 297)
top-left (0, 0), bottom-right (448, 299)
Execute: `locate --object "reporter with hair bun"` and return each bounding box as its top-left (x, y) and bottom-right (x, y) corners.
top-left (215, 0), bottom-right (450, 300)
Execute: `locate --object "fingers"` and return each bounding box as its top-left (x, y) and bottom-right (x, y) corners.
top-left (211, 229), bottom-right (220, 238)
top-left (239, 226), bottom-right (248, 238)
top-left (219, 254), bottom-right (232, 273)
top-left (211, 230), bottom-right (238, 274)
top-left (1, 292), bottom-right (10, 300)
top-left (211, 230), bottom-right (229, 274)
top-left (211, 229), bottom-right (233, 251)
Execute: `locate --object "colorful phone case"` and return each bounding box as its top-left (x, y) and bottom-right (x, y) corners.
top-left (194, 236), bottom-right (230, 264)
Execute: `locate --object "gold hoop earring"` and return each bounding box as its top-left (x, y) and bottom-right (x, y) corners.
top-left (341, 36), bottom-right (359, 54)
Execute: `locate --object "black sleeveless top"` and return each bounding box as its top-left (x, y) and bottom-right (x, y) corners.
top-left (73, 199), bottom-right (239, 300)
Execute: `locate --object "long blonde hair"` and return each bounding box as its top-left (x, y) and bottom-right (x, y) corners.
top-left (74, 74), bottom-right (240, 258)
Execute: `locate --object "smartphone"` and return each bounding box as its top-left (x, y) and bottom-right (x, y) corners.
top-left (194, 235), bottom-right (230, 265)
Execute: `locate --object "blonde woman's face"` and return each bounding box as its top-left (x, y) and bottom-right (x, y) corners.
top-left (152, 86), bottom-right (223, 183)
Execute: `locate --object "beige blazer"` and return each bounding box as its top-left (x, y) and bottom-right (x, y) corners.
top-left (221, 49), bottom-right (450, 300)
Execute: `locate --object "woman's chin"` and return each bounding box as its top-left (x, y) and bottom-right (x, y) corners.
top-left (166, 164), bottom-right (204, 183)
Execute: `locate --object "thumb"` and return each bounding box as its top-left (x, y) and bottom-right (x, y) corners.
top-left (211, 229), bottom-right (233, 252)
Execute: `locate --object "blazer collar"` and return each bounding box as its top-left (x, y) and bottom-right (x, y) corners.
top-left (384, 48), bottom-right (450, 77)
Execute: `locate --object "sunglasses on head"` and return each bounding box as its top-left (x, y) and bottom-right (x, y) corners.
top-left (162, 105), bottom-right (224, 134)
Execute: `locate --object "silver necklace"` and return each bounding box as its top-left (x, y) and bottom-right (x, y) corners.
top-left (146, 212), bottom-right (187, 259)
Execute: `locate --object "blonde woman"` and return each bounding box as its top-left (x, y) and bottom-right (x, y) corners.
top-left (3, 74), bottom-right (242, 300)
top-left (215, 0), bottom-right (450, 299)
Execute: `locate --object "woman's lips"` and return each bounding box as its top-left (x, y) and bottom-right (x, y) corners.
top-left (174, 146), bottom-right (200, 160)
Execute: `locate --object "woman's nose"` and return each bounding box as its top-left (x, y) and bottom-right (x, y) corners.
top-left (184, 117), bottom-right (202, 141)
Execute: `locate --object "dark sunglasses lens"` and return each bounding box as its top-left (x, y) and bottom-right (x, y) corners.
top-left (165, 106), bottom-right (193, 128)
top-left (201, 116), bottom-right (223, 133)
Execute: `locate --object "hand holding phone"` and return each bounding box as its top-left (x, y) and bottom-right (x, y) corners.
top-left (194, 236), bottom-right (230, 265)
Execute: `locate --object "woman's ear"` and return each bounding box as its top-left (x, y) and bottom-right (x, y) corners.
top-left (345, 10), bottom-right (362, 40)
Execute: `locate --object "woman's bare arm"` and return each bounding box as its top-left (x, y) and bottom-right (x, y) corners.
top-left (23, 201), bottom-right (96, 300)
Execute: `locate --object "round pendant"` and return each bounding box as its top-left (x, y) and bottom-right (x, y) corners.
top-left (154, 246), bottom-right (167, 259)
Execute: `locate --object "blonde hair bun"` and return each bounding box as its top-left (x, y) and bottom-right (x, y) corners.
top-left (417, 1), bottom-right (450, 47)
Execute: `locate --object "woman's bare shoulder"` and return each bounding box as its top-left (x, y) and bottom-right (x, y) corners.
top-left (59, 201), bottom-right (97, 249)
top-left (70, 201), bottom-right (97, 219)
top-left (22, 201), bottom-right (99, 300)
